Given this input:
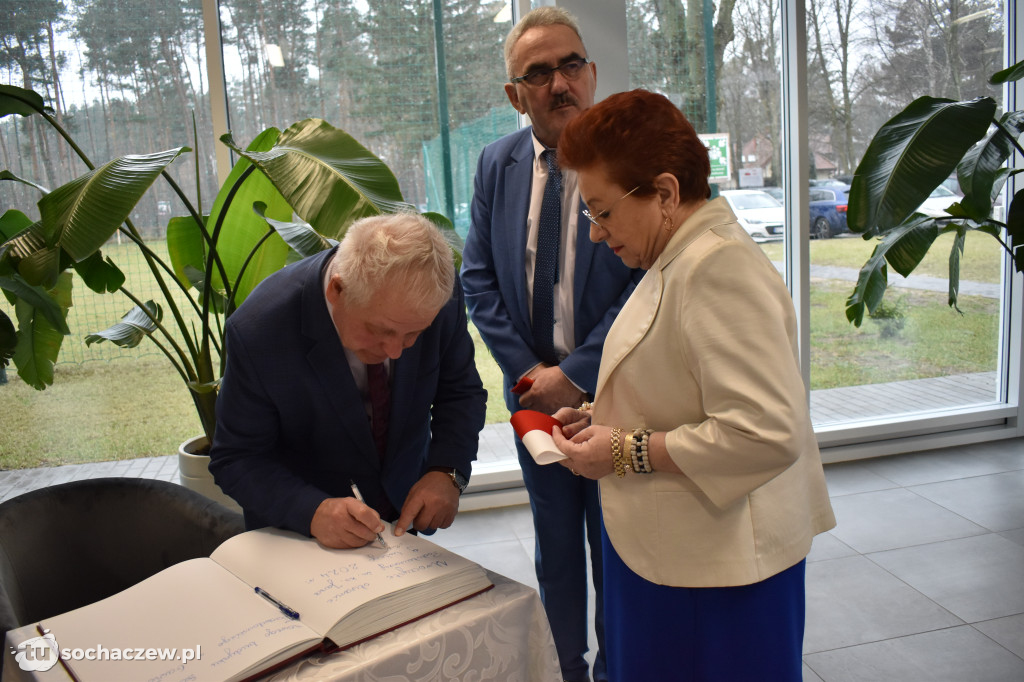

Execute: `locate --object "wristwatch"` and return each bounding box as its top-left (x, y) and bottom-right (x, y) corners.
top-left (430, 467), bottom-right (468, 494)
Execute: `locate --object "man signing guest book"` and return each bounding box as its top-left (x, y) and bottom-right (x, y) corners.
top-left (210, 213), bottom-right (487, 549)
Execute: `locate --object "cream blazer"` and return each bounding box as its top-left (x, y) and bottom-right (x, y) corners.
top-left (594, 197), bottom-right (836, 588)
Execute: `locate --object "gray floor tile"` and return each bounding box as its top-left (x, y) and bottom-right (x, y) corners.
top-left (862, 440), bottom-right (1024, 487)
top-left (802, 662), bottom-right (824, 682)
top-left (973, 613), bottom-right (1024, 659)
top-left (805, 555), bottom-right (963, 653)
top-left (868, 533), bottom-right (1024, 623)
top-left (1001, 528), bottom-right (1024, 548)
top-left (822, 460), bottom-right (901, 497)
top-left (807, 532), bottom-right (858, 562)
top-left (910, 470), bottom-right (1024, 532)
top-left (804, 625), bottom-right (1024, 682)
top-left (828, 488), bottom-right (987, 553)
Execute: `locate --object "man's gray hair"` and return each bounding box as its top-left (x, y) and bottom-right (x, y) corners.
top-left (330, 213), bottom-right (455, 312)
top-left (504, 7), bottom-right (586, 80)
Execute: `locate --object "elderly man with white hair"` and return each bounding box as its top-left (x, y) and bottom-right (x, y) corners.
top-left (211, 212), bottom-right (487, 548)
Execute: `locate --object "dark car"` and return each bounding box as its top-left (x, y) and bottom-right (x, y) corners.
top-left (808, 185), bottom-right (850, 239)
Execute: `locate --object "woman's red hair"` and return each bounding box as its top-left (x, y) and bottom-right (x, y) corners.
top-left (559, 89), bottom-right (711, 202)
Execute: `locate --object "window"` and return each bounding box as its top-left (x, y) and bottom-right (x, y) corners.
top-left (625, 0), bottom-right (1020, 449)
top-left (2, 0), bottom-right (1020, 470)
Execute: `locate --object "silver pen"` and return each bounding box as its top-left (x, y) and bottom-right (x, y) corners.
top-left (349, 480), bottom-right (387, 549)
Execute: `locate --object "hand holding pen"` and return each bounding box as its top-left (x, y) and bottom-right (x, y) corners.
top-left (349, 481), bottom-right (388, 549)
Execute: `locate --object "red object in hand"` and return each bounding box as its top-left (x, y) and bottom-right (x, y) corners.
top-left (510, 410), bottom-right (566, 465)
top-left (510, 377), bottom-right (534, 395)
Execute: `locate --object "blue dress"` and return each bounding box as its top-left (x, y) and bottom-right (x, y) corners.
top-left (601, 523), bottom-right (806, 681)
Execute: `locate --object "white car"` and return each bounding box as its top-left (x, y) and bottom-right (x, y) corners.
top-left (915, 185), bottom-right (960, 217)
top-left (720, 190), bottom-right (785, 242)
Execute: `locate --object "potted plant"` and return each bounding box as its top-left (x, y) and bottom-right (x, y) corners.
top-left (0, 84), bottom-right (457, 506)
top-left (844, 60), bottom-right (1024, 325)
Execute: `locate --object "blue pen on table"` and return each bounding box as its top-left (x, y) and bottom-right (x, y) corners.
top-left (349, 480), bottom-right (388, 549)
top-left (255, 586), bottom-right (300, 620)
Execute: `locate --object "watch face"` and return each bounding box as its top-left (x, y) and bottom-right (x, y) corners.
top-left (452, 470), bottom-right (468, 492)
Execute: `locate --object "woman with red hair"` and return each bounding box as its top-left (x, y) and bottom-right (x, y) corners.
top-left (550, 89), bottom-right (835, 680)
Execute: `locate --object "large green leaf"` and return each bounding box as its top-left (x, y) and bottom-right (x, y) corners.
top-left (0, 210), bottom-right (33, 241)
top-left (36, 147), bottom-right (188, 263)
top-left (0, 84), bottom-right (50, 118)
top-left (166, 214), bottom-right (208, 289)
top-left (85, 301), bottom-right (161, 349)
top-left (207, 128), bottom-right (291, 308)
top-left (848, 96), bottom-right (996, 237)
top-left (252, 203), bottom-right (335, 259)
top-left (846, 216), bottom-right (940, 326)
top-left (947, 227), bottom-right (967, 313)
top-left (956, 111), bottom-right (1024, 220)
top-left (11, 272), bottom-right (71, 389)
top-left (223, 118), bottom-right (411, 242)
top-left (989, 59), bottom-right (1024, 84)
top-left (1007, 188), bottom-right (1024, 273)
top-left (73, 252), bottom-right (125, 294)
top-left (881, 215), bottom-right (943, 278)
top-left (0, 274), bottom-right (71, 335)
top-left (0, 308), bottom-right (14, 367)
top-left (0, 210), bottom-right (36, 279)
top-left (0, 169), bottom-right (49, 194)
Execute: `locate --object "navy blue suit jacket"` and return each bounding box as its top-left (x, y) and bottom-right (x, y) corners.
top-left (210, 248), bottom-right (486, 535)
top-left (460, 126), bottom-right (642, 410)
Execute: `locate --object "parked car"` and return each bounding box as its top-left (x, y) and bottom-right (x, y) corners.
top-left (719, 189), bottom-right (785, 242)
top-left (762, 186), bottom-right (784, 202)
top-left (915, 184), bottom-right (961, 217)
top-left (808, 185), bottom-right (850, 239)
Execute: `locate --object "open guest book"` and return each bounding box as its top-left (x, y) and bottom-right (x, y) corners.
top-left (511, 409), bottom-right (567, 465)
top-left (39, 527), bottom-right (492, 682)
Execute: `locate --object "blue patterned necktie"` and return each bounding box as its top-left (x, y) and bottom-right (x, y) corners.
top-left (532, 149), bottom-right (561, 365)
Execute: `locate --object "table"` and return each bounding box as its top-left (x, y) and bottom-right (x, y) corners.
top-left (4, 571), bottom-right (560, 682)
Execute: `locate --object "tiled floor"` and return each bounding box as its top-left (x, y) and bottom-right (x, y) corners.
top-left (1, 435), bottom-right (1022, 680)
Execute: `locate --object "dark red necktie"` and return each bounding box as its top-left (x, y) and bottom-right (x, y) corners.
top-left (367, 363), bottom-right (390, 459)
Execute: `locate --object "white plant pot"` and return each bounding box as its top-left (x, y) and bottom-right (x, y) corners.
top-left (177, 435), bottom-right (243, 513)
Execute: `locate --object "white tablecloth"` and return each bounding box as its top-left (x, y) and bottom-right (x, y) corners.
top-left (3, 570), bottom-right (560, 682)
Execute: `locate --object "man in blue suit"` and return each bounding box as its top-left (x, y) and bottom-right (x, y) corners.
top-left (460, 8), bottom-right (640, 682)
top-left (211, 213), bottom-right (486, 549)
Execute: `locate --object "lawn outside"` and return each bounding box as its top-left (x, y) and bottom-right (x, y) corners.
top-left (0, 233), bottom-right (1005, 469)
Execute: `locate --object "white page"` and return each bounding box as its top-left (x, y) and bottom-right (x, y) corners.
top-left (41, 558), bottom-right (320, 682)
top-left (210, 528), bottom-right (489, 643)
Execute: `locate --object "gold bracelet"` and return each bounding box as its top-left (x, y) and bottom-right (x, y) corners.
top-left (627, 432), bottom-right (639, 473)
top-left (610, 427), bottom-right (626, 478)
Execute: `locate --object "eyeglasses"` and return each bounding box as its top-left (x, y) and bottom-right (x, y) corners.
top-left (582, 186), bottom-right (640, 228)
top-left (510, 58), bottom-right (591, 87)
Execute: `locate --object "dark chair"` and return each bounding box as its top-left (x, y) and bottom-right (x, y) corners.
top-left (0, 477), bottom-right (245, 649)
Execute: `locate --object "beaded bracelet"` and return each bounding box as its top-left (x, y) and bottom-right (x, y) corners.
top-left (632, 428), bottom-right (654, 474)
top-left (610, 427), bottom-right (627, 478)
top-left (578, 401), bottom-right (593, 412)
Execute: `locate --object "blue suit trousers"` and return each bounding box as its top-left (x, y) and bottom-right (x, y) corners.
top-left (517, 438), bottom-right (606, 682)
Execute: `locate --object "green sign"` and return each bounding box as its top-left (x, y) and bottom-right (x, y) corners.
top-left (699, 133), bottom-right (730, 183)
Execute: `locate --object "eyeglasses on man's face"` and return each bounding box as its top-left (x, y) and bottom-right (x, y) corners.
top-left (510, 58), bottom-right (591, 87)
top-left (583, 186), bottom-right (640, 228)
